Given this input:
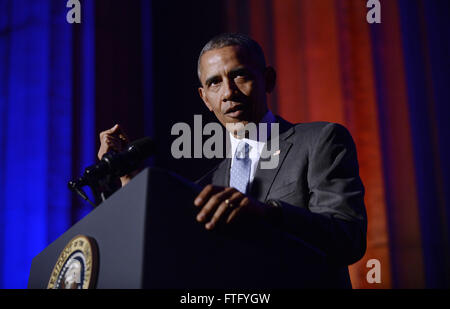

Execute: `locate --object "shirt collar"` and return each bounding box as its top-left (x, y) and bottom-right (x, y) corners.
top-left (229, 110), bottom-right (276, 158)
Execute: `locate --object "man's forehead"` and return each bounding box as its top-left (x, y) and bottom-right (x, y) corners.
top-left (200, 46), bottom-right (252, 76)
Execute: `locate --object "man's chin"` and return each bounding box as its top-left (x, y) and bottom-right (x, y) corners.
top-left (224, 120), bottom-right (254, 138)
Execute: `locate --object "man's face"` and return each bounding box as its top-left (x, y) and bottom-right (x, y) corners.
top-left (198, 46), bottom-right (272, 134)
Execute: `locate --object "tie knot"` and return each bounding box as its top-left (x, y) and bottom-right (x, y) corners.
top-left (235, 141), bottom-right (250, 160)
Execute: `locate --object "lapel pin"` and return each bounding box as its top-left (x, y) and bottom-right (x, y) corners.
top-left (272, 150), bottom-right (281, 156)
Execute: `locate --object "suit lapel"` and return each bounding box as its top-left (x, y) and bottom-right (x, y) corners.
top-left (211, 131), bottom-right (232, 187)
top-left (212, 158), bottom-right (231, 187)
top-left (250, 118), bottom-right (295, 201)
top-left (211, 116), bottom-right (295, 199)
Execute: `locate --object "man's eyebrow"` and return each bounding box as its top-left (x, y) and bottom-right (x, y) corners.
top-left (204, 67), bottom-right (251, 86)
top-left (229, 67), bottom-right (253, 77)
top-left (229, 67), bottom-right (247, 74)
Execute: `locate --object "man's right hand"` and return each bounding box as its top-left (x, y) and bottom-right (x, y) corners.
top-left (98, 124), bottom-right (134, 186)
top-left (98, 124), bottom-right (129, 160)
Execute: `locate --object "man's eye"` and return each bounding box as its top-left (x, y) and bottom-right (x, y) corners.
top-left (234, 75), bottom-right (250, 83)
top-left (208, 79), bottom-right (221, 87)
top-left (233, 71), bottom-right (250, 80)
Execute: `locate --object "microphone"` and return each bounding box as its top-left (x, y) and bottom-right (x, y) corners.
top-left (69, 137), bottom-right (155, 191)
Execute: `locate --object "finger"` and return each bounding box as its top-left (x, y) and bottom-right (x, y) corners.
top-left (196, 187), bottom-right (234, 223)
top-left (205, 191), bottom-right (243, 230)
top-left (105, 140), bottom-right (122, 152)
top-left (118, 134), bottom-right (129, 150)
top-left (118, 131), bottom-right (129, 143)
top-left (107, 124), bottom-right (120, 134)
top-left (99, 125), bottom-right (119, 140)
top-left (205, 202), bottom-right (229, 230)
top-left (112, 125), bottom-right (129, 142)
top-left (226, 196), bottom-right (250, 224)
top-left (194, 184), bottom-right (217, 207)
top-left (103, 136), bottom-right (122, 150)
top-left (106, 124), bottom-right (126, 140)
top-left (103, 134), bottom-right (122, 145)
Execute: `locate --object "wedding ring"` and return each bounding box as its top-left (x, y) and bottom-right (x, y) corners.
top-left (225, 199), bottom-right (234, 209)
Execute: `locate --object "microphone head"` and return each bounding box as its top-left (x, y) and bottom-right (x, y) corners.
top-left (71, 137), bottom-right (156, 188)
top-left (127, 137), bottom-right (156, 160)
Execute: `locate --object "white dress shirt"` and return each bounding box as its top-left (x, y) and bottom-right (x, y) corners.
top-left (229, 110), bottom-right (277, 185)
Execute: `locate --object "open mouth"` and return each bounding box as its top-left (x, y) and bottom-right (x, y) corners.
top-left (225, 104), bottom-right (246, 119)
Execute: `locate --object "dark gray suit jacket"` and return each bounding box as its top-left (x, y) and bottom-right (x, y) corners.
top-left (197, 116), bottom-right (367, 288)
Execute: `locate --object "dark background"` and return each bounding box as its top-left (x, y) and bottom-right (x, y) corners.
top-left (94, 0), bottom-right (225, 181)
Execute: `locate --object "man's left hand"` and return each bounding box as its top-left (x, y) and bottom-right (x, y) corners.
top-left (194, 185), bottom-right (268, 230)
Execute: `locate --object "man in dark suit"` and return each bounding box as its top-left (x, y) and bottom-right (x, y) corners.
top-left (98, 33), bottom-right (367, 288)
top-left (193, 33), bottom-right (367, 287)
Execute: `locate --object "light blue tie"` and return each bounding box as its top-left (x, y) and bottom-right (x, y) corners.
top-left (230, 141), bottom-right (251, 194)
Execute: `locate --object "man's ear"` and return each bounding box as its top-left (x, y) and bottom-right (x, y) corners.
top-left (264, 67), bottom-right (276, 93)
top-left (198, 87), bottom-right (213, 112)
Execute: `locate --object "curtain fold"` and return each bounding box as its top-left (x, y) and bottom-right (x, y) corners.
top-left (0, 0), bottom-right (72, 288)
top-left (0, 0), bottom-right (95, 288)
top-left (226, 0), bottom-right (450, 288)
top-left (1, 0), bottom-right (448, 289)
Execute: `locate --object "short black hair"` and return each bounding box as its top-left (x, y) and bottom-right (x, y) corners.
top-left (197, 33), bottom-right (267, 82)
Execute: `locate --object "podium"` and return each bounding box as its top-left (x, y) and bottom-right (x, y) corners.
top-left (28, 167), bottom-right (347, 289)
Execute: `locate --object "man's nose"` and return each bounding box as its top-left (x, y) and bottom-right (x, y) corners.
top-left (222, 78), bottom-right (238, 102)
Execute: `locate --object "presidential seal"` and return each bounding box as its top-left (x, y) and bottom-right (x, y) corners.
top-left (47, 235), bottom-right (98, 289)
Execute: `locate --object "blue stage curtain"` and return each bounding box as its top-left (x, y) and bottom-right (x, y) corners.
top-left (0, 0), bottom-right (95, 288)
top-left (74, 0), bottom-right (96, 222)
top-left (397, 0), bottom-right (450, 288)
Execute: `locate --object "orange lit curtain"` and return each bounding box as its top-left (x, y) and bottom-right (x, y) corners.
top-left (225, 0), bottom-right (450, 288)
